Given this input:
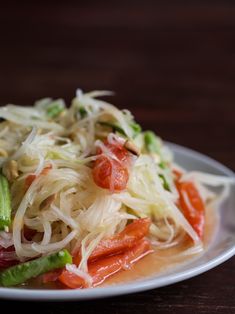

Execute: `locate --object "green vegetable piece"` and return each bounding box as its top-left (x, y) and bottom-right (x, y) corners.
top-left (159, 174), bottom-right (170, 191)
top-left (79, 106), bottom-right (87, 118)
top-left (144, 132), bottom-right (170, 191)
top-left (130, 122), bottom-right (142, 137)
top-left (159, 161), bottom-right (167, 169)
top-left (144, 131), bottom-right (161, 154)
top-left (99, 121), bottom-right (141, 138)
top-left (0, 173), bottom-right (12, 231)
top-left (158, 161), bottom-right (170, 190)
top-left (0, 249), bottom-right (72, 287)
top-left (46, 100), bottom-right (65, 118)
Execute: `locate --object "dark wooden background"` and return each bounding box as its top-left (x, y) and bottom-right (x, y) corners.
top-left (0, 1), bottom-right (234, 313)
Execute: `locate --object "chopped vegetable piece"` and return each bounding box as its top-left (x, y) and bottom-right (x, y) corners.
top-left (177, 181), bottom-right (205, 238)
top-left (73, 218), bottom-right (151, 264)
top-left (143, 132), bottom-right (170, 190)
top-left (98, 140), bottom-right (131, 165)
top-left (0, 249), bottom-right (72, 287)
top-left (92, 140), bottom-right (132, 192)
top-left (144, 131), bottom-right (161, 154)
top-left (159, 174), bottom-right (170, 191)
top-left (59, 239), bottom-right (152, 289)
top-left (0, 173), bottom-right (12, 230)
top-left (46, 100), bottom-right (65, 118)
top-left (130, 122), bottom-right (142, 137)
top-left (159, 161), bottom-right (167, 169)
top-left (78, 106), bottom-right (87, 118)
top-left (93, 157), bottom-right (129, 191)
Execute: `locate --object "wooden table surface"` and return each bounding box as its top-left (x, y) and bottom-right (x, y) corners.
top-left (0, 1), bottom-right (234, 313)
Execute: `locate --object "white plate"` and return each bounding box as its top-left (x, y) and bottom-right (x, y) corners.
top-left (0, 143), bottom-right (234, 301)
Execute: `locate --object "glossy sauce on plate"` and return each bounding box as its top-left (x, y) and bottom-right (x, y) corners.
top-left (25, 206), bottom-right (218, 290)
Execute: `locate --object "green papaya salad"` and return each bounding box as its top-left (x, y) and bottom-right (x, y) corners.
top-left (0, 89), bottom-right (233, 289)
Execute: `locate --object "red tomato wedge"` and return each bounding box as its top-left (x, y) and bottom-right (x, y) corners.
top-left (92, 140), bottom-right (132, 192)
top-left (92, 157), bottom-right (129, 191)
top-left (59, 239), bottom-right (153, 289)
top-left (97, 140), bottom-right (131, 166)
top-left (25, 164), bottom-right (52, 189)
top-left (176, 180), bottom-right (205, 238)
top-left (73, 218), bottom-right (151, 265)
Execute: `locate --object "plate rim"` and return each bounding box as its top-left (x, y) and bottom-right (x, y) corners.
top-left (0, 142), bottom-right (234, 301)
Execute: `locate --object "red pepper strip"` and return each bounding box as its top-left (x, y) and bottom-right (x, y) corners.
top-left (59, 239), bottom-right (153, 289)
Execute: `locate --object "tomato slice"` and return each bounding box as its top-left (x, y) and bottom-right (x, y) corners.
top-left (177, 180), bottom-right (205, 238)
top-left (73, 218), bottom-right (151, 265)
top-left (92, 156), bottom-right (129, 191)
top-left (97, 140), bottom-right (131, 164)
top-left (92, 140), bottom-right (132, 192)
top-left (59, 239), bottom-right (153, 289)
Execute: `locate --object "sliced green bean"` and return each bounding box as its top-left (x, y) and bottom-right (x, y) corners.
top-left (0, 173), bottom-right (12, 231)
top-left (0, 249), bottom-right (72, 287)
